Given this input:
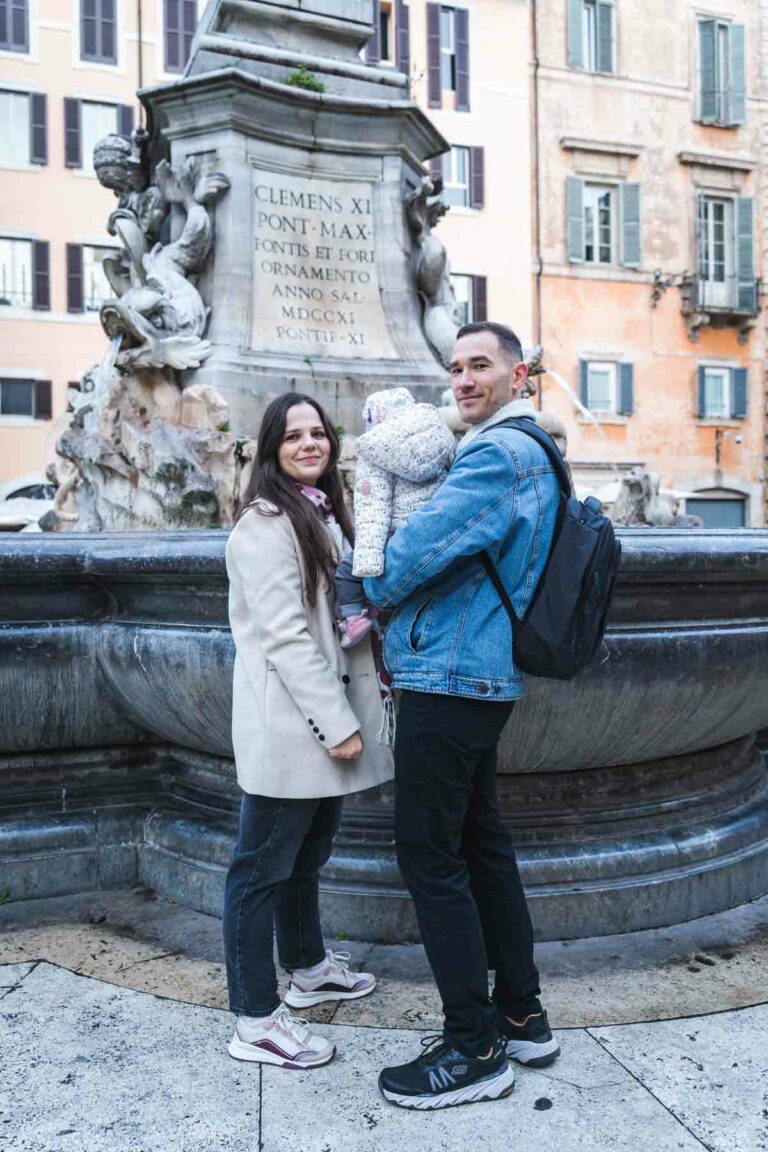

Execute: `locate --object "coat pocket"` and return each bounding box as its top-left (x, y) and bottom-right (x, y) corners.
top-left (408, 595), bottom-right (434, 653)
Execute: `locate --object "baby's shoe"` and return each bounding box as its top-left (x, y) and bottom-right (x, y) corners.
top-left (339, 609), bottom-right (374, 650)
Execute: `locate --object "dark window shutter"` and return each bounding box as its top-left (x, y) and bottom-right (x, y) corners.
top-left (426, 2), bottom-right (441, 108)
top-left (64, 98), bottom-right (82, 168)
top-left (455, 7), bottom-right (470, 111)
top-left (579, 360), bottom-right (589, 407)
top-left (366, 0), bottom-right (381, 63)
top-left (566, 176), bottom-right (584, 263)
top-left (0, 0), bottom-right (7, 48)
top-left (428, 154), bottom-right (443, 180)
top-left (735, 198), bottom-right (755, 311)
top-left (471, 275), bottom-right (487, 322)
top-left (696, 366), bottom-right (706, 417)
top-left (567, 0), bottom-right (584, 68)
top-left (727, 24), bottom-right (746, 125)
top-left (620, 182), bottom-right (641, 268)
top-left (67, 244), bottom-right (84, 313)
top-left (182, 0), bottom-right (196, 66)
top-left (32, 241), bottom-right (50, 311)
top-left (395, 0), bottom-right (410, 75)
top-left (4, 0), bottom-right (28, 51)
top-left (29, 93), bottom-right (47, 165)
top-left (100, 0), bottom-right (116, 62)
top-left (118, 104), bottom-right (134, 137)
top-left (619, 363), bottom-right (634, 416)
top-left (165, 0), bottom-right (180, 71)
top-left (469, 147), bottom-right (485, 209)
top-left (596, 1), bottom-right (613, 72)
top-left (731, 368), bottom-right (748, 419)
top-left (81, 0), bottom-right (97, 59)
top-left (698, 19), bottom-right (717, 122)
top-left (34, 380), bottom-right (52, 420)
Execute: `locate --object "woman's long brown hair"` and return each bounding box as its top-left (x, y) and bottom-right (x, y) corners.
top-left (238, 393), bottom-right (355, 605)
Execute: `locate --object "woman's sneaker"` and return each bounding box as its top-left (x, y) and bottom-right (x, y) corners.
top-left (379, 1036), bottom-right (515, 1111)
top-left (500, 1010), bottom-right (560, 1067)
top-left (284, 950), bottom-right (376, 1009)
top-left (228, 1004), bottom-right (335, 1068)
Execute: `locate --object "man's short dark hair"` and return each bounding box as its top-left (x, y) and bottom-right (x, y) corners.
top-left (455, 321), bottom-right (523, 364)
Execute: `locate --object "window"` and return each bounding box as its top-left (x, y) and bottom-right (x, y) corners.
top-left (567, 178), bottom-right (640, 267)
top-left (686, 495), bottom-right (746, 528)
top-left (82, 245), bottom-right (118, 311)
top-left (427, 4), bottom-right (469, 110)
top-left (568, 0), bottom-right (613, 73)
top-left (579, 360), bottom-right (634, 416)
top-left (698, 19), bottom-right (745, 126)
top-left (696, 195), bottom-right (755, 312)
top-left (0, 0), bottom-right (29, 52)
top-left (378, 1), bottom-right (393, 64)
top-left (0, 237), bottom-right (32, 307)
top-left (80, 0), bottom-right (116, 64)
top-left (696, 365), bottom-right (747, 419)
top-left (0, 378), bottom-right (52, 420)
top-left (164, 0), bottom-right (196, 74)
top-left (451, 274), bottom-right (487, 324)
top-left (366, 1), bottom-right (410, 72)
top-left (0, 90), bottom-right (29, 164)
top-left (443, 146), bottom-right (469, 208)
top-left (81, 101), bottom-right (120, 175)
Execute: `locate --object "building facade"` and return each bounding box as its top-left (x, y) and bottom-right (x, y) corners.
top-left (533, 0), bottom-right (766, 525)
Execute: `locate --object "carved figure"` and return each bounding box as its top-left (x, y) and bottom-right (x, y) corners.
top-left (406, 175), bottom-right (463, 367)
top-left (94, 135), bottom-right (230, 372)
top-left (611, 467), bottom-right (702, 527)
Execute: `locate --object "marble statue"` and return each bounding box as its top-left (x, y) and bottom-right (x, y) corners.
top-left (406, 175), bottom-right (464, 367)
top-left (611, 467), bottom-right (702, 527)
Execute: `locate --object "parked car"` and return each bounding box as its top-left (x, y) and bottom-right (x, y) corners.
top-left (0, 473), bottom-right (57, 531)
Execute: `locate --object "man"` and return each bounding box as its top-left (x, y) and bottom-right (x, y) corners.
top-left (364, 321), bottom-right (561, 1110)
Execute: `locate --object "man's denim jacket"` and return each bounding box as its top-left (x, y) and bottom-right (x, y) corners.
top-left (364, 418), bottom-right (559, 701)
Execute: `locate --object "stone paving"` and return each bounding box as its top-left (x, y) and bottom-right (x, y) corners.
top-left (1, 890), bottom-right (767, 1151)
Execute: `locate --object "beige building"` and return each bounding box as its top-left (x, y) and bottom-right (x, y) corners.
top-left (0, 0), bottom-right (200, 488)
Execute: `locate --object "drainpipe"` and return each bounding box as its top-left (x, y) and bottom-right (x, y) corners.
top-left (137, 0), bottom-right (144, 120)
top-left (531, 0), bottom-right (543, 410)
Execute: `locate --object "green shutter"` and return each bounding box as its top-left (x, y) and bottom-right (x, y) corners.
top-left (566, 176), bottom-right (584, 264)
top-left (596, 1), bottom-right (613, 73)
top-left (579, 360), bottom-right (589, 407)
top-left (696, 366), bottom-right (706, 417)
top-left (731, 368), bottom-right (747, 419)
top-left (727, 24), bottom-right (746, 125)
top-left (736, 198), bottom-right (755, 311)
top-left (619, 364), bottom-right (634, 416)
top-left (698, 19), bottom-right (717, 123)
top-left (567, 0), bottom-right (584, 68)
top-left (620, 183), bottom-right (641, 268)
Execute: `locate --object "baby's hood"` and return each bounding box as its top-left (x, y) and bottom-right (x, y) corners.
top-left (362, 387), bottom-right (415, 430)
top-left (356, 402), bottom-right (456, 482)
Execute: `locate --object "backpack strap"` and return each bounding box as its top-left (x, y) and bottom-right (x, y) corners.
top-left (481, 551), bottom-right (520, 625)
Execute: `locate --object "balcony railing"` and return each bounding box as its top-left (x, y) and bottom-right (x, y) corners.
top-left (690, 274), bottom-right (760, 315)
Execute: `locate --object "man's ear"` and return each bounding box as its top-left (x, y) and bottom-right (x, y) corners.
top-left (511, 361), bottom-right (529, 397)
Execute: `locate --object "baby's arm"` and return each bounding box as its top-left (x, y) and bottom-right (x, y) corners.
top-left (352, 459), bottom-right (395, 578)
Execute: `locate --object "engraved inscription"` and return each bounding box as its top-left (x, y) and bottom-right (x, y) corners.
top-left (250, 170), bottom-right (396, 359)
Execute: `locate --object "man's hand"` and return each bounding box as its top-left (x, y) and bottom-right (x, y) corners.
top-left (329, 731), bottom-right (364, 760)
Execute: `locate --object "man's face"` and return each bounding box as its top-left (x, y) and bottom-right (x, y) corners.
top-left (449, 330), bottom-right (528, 424)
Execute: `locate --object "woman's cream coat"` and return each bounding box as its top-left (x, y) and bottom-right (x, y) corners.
top-left (226, 501), bottom-right (394, 798)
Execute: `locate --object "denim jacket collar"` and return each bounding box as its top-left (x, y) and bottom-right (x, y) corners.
top-left (457, 398), bottom-right (537, 455)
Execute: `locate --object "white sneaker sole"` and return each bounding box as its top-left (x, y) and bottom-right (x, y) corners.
top-left (505, 1037), bottom-right (560, 1067)
top-left (283, 979), bottom-right (376, 1009)
top-left (381, 1063), bottom-right (515, 1110)
top-left (228, 1036), bottom-right (335, 1069)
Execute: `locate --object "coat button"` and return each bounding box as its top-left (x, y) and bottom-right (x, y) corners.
top-left (308, 718), bottom-right (314, 725)
top-left (313, 726), bottom-right (320, 733)
top-left (342, 674), bottom-right (350, 684)
top-left (475, 683), bottom-right (490, 695)
top-left (318, 734), bottom-right (326, 742)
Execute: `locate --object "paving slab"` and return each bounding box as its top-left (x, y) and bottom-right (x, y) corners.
top-left (591, 1005), bottom-right (768, 1152)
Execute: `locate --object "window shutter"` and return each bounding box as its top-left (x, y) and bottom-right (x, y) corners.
top-left (395, 0), bottom-right (410, 75)
top-left (735, 198), bottom-right (755, 311)
top-left (596, 1), bottom-right (613, 72)
top-left (469, 147), bottom-right (485, 209)
top-left (696, 366), bottom-right (706, 417)
top-left (698, 19), bottom-right (717, 123)
top-left (101, 0), bottom-right (116, 63)
top-left (428, 154), bottom-right (443, 180)
top-left (365, 0), bottom-right (381, 63)
top-left (619, 363), bottom-right (634, 416)
top-left (566, 177), bottom-right (584, 263)
top-left (579, 360), bottom-right (589, 407)
top-left (165, 0), bottom-right (179, 70)
top-left (567, 0), bottom-right (584, 68)
top-left (471, 275), bottom-right (487, 322)
top-left (64, 98), bottom-right (82, 168)
top-left (426, 3), bottom-right (441, 108)
top-left (5, 0), bottom-right (28, 50)
top-left (620, 182), bottom-right (641, 268)
top-left (730, 368), bottom-right (748, 419)
top-left (81, 0), bottom-right (97, 59)
top-left (118, 104), bottom-right (134, 137)
top-left (0, 0), bottom-right (6, 48)
top-left (727, 24), bottom-right (746, 126)
top-left (182, 0), bottom-right (196, 66)
top-left (35, 380), bottom-right (52, 420)
top-left (455, 7), bottom-right (470, 111)
top-left (30, 93), bottom-right (47, 165)
top-left (32, 241), bottom-right (50, 311)
top-left (67, 244), bottom-right (84, 313)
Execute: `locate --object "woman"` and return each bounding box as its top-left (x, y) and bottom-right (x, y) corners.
top-left (223, 393), bottom-right (393, 1069)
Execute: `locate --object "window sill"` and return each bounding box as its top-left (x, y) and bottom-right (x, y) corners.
top-left (0, 416), bottom-right (44, 427)
top-left (695, 417), bottom-right (744, 426)
top-left (578, 413), bottom-right (629, 425)
top-left (0, 307), bottom-right (100, 322)
top-left (445, 205), bottom-right (480, 217)
top-left (0, 161), bottom-right (42, 173)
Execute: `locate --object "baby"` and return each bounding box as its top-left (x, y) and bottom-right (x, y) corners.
top-left (335, 387), bottom-right (456, 648)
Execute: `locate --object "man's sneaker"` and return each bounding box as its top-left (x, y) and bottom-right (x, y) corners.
top-left (379, 1036), bottom-right (514, 1111)
top-left (500, 1010), bottom-right (560, 1067)
top-left (228, 1004), bottom-right (335, 1068)
top-left (283, 949), bottom-right (376, 1009)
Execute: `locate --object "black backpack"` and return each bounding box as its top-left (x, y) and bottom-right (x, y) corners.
top-left (480, 417), bottom-right (621, 680)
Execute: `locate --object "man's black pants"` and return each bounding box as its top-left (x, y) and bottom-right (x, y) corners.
top-left (395, 690), bottom-right (541, 1056)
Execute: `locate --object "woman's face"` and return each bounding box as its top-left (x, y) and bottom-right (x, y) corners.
top-left (277, 403), bottom-right (332, 486)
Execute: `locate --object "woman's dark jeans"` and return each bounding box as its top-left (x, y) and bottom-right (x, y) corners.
top-left (223, 791), bottom-right (343, 1016)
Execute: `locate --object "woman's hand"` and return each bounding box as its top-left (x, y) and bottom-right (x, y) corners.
top-left (329, 731), bottom-right (364, 760)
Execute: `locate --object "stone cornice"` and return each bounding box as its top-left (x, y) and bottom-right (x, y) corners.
top-left (678, 150), bottom-right (757, 172)
top-left (560, 136), bottom-right (643, 159)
